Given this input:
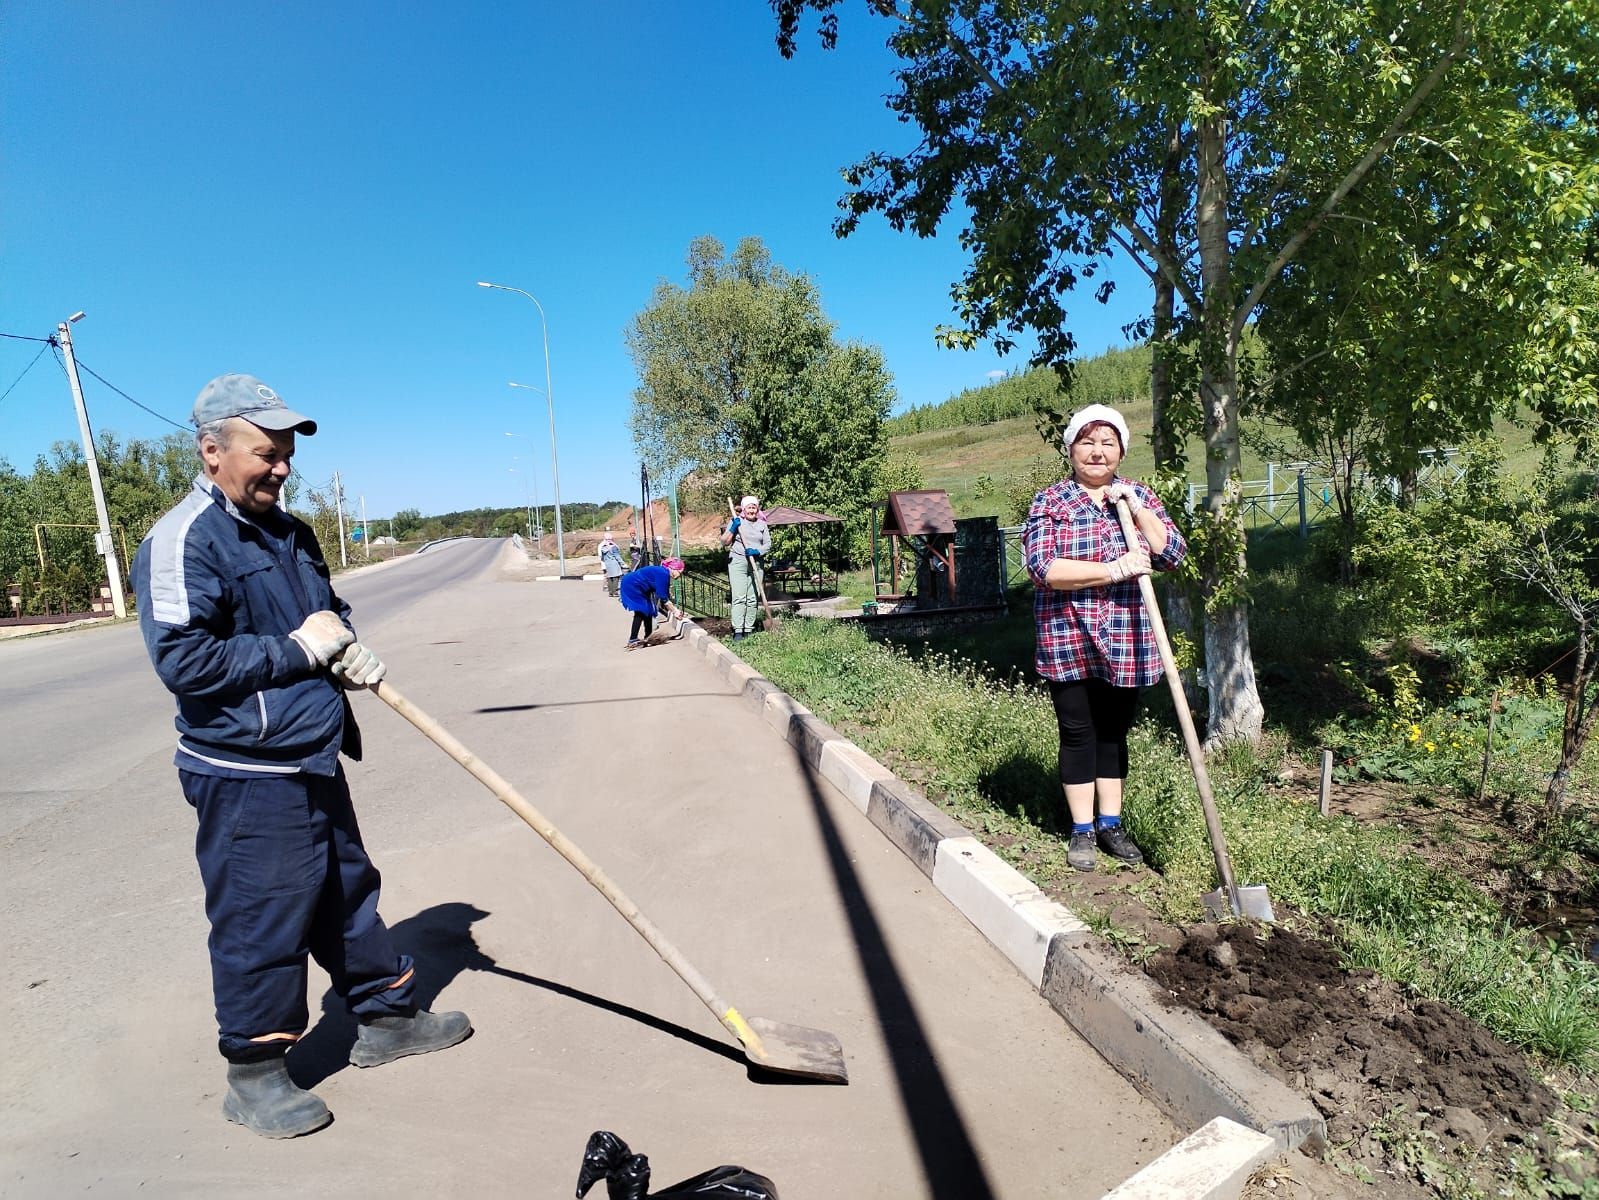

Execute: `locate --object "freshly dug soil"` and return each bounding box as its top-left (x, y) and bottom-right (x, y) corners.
top-left (1147, 923), bottom-right (1559, 1170)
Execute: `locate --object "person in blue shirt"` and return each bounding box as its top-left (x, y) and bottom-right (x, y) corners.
top-left (132, 374), bottom-right (470, 1139)
top-left (619, 557), bottom-right (685, 647)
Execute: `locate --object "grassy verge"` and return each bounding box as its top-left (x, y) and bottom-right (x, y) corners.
top-left (735, 618), bottom-right (1599, 1074)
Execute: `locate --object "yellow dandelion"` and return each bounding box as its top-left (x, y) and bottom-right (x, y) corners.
top-left (1425, 742), bottom-right (1436, 753)
top-left (1408, 724), bottom-right (1422, 742)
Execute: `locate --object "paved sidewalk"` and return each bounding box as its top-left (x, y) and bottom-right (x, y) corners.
top-left (4, 556), bottom-right (1179, 1198)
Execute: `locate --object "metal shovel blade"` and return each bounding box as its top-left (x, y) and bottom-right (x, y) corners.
top-left (1202, 885), bottom-right (1276, 923)
top-left (739, 1016), bottom-right (848, 1083)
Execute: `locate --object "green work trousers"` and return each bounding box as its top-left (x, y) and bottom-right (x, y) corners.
top-left (729, 555), bottom-right (765, 634)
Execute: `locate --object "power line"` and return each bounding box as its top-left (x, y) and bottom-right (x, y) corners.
top-left (69, 355), bottom-right (189, 432)
top-left (0, 343), bottom-right (51, 407)
top-left (0, 331), bottom-right (54, 343)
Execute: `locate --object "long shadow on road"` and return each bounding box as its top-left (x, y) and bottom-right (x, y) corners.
top-left (472, 691), bottom-right (731, 714)
top-left (290, 901), bottom-right (745, 1088)
top-left (789, 746), bottom-right (997, 1199)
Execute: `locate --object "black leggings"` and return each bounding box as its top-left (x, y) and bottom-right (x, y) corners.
top-left (629, 611), bottom-right (654, 641)
top-left (1048, 678), bottom-right (1142, 786)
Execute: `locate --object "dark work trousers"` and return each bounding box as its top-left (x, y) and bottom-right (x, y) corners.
top-left (1048, 678), bottom-right (1143, 786)
top-left (628, 611), bottom-right (654, 641)
top-left (180, 766), bottom-right (416, 1062)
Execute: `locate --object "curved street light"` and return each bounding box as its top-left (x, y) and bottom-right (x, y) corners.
top-left (503, 431), bottom-right (543, 543)
top-left (477, 280), bottom-right (566, 576)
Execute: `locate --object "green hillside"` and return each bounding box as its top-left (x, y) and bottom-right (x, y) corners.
top-left (893, 363), bottom-right (1548, 523)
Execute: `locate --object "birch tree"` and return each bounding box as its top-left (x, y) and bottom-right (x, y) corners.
top-left (772, 0), bottom-right (1596, 743)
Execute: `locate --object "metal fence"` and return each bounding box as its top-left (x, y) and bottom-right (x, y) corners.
top-left (997, 449), bottom-right (1465, 585)
top-left (674, 570), bottom-right (731, 619)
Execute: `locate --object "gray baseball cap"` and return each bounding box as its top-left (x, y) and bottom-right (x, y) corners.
top-left (192, 373), bottom-right (318, 434)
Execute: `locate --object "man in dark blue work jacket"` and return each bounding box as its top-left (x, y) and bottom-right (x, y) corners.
top-left (132, 373), bottom-right (471, 1138)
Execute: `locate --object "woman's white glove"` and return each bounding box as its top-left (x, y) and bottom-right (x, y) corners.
top-left (290, 610), bottom-right (355, 666)
top-left (331, 642), bottom-right (386, 687)
top-left (1107, 547), bottom-right (1152, 584)
top-left (1105, 482), bottom-right (1143, 515)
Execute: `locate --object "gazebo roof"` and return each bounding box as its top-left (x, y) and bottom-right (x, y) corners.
top-left (881, 490), bottom-right (956, 537)
top-left (763, 505), bottom-right (842, 527)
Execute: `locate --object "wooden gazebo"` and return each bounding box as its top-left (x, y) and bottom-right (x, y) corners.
top-left (762, 504), bottom-right (842, 597)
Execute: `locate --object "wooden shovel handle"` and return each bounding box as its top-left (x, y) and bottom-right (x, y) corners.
top-left (1112, 498), bottom-right (1241, 907)
top-left (368, 678), bottom-right (747, 1041)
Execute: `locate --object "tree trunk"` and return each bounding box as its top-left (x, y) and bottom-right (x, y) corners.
top-left (1150, 120), bottom-right (1202, 710)
top-left (1543, 623), bottom-right (1597, 826)
top-left (1195, 72), bottom-right (1264, 744)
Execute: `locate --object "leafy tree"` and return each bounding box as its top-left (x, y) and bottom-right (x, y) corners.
top-left (1506, 476), bottom-right (1599, 827)
top-left (13, 565), bottom-right (36, 616)
top-left (773, 0), bottom-right (1599, 743)
top-left (389, 507), bottom-right (424, 540)
top-left (628, 236), bottom-right (826, 492)
top-left (0, 431), bottom-right (197, 597)
top-left (629, 235), bottom-right (897, 565)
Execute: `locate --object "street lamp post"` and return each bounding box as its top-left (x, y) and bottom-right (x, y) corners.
top-left (507, 467), bottom-right (533, 539)
top-left (477, 281), bottom-right (566, 577)
top-left (503, 431), bottom-right (543, 544)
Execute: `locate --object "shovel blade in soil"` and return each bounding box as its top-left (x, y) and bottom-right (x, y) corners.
top-left (1202, 885), bottom-right (1276, 923)
top-left (739, 1016), bottom-right (848, 1083)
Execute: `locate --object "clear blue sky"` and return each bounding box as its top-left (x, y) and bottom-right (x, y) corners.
top-left (2, 2), bottom-right (1144, 518)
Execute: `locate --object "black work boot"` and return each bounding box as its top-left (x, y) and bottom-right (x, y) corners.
top-left (221, 1058), bottom-right (332, 1138)
top-left (349, 1009), bottom-right (472, 1068)
top-left (1067, 829), bottom-right (1098, 872)
top-left (1096, 822), bottom-right (1145, 865)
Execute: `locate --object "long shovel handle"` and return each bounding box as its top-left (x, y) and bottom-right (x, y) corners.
top-left (1112, 498), bottom-right (1242, 914)
top-left (368, 679), bottom-right (757, 1047)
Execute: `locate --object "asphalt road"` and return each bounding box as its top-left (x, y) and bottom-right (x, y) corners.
top-left (1, 538), bottom-right (1177, 1197)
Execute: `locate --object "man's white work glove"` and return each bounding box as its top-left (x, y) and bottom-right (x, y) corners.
top-left (290, 610), bottom-right (355, 667)
top-left (1107, 547), bottom-right (1152, 584)
top-left (1105, 481), bottom-right (1143, 515)
top-left (331, 642), bottom-right (386, 688)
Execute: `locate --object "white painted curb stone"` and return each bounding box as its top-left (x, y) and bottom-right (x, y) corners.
top-left (933, 838), bottom-right (1090, 986)
top-left (816, 739), bottom-right (895, 815)
top-left (1103, 1117), bottom-right (1278, 1200)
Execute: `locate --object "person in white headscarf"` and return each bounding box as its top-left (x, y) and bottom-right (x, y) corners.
top-left (720, 495), bottom-right (771, 640)
top-left (597, 528), bottom-right (624, 596)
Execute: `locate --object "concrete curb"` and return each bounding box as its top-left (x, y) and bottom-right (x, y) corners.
top-left (691, 629), bottom-right (1324, 1189)
top-left (1104, 1118), bottom-right (1279, 1200)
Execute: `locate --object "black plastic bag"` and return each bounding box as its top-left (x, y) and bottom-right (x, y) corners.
top-left (651, 1164), bottom-right (780, 1199)
top-left (575, 1131), bottom-right (777, 1200)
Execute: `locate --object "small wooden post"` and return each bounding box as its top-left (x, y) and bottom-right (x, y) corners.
top-left (1318, 749), bottom-right (1333, 816)
top-left (1478, 690), bottom-right (1500, 806)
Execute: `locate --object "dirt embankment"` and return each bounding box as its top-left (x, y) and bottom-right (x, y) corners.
top-left (1146, 922), bottom-right (1568, 1196)
top-left (526, 503), bottom-right (724, 559)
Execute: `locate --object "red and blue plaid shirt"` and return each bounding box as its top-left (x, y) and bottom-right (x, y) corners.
top-left (1024, 476), bottom-right (1186, 687)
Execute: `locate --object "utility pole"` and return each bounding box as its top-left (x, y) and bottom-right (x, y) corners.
top-left (332, 471), bottom-right (348, 567)
top-left (360, 494), bottom-right (370, 561)
top-left (56, 313), bottom-right (127, 619)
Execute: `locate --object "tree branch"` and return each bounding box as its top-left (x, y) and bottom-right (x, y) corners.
top-left (1109, 228), bottom-right (1159, 283)
top-left (1232, 1), bottom-right (1472, 339)
top-left (1113, 209), bottom-right (1203, 311)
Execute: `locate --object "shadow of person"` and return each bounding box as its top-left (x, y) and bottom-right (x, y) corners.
top-left (289, 901), bottom-right (744, 1088)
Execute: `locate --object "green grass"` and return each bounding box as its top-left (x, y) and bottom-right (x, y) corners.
top-left (892, 410), bottom-right (1555, 521)
top-left (734, 618), bottom-right (1599, 1075)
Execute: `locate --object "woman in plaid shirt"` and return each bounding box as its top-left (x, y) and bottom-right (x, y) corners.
top-left (1024, 404), bottom-right (1187, 871)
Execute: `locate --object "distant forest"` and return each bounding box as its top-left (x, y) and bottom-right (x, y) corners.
top-left (887, 344), bottom-right (1152, 435)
